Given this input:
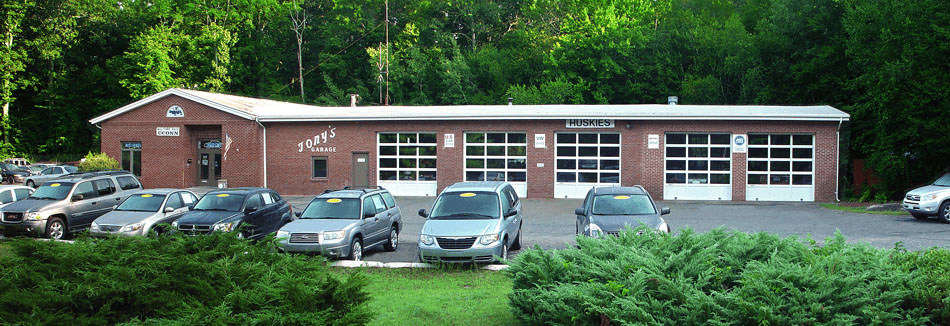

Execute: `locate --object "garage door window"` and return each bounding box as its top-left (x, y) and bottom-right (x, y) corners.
top-left (555, 132), bottom-right (620, 184)
top-left (665, 133), bottom-right (731, 185)
top-left (464, 132), bottom-right (527, 182)
top-left (747, 134), bottom-right (813, 185)
top-left (378, 132), bottom-right (437, 182)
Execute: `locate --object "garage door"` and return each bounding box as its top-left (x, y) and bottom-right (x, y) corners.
top-left (464, 132), bottom-right (528, 197)
top-left (554, 132), bottom-right (621, 198)
top-left (745, 134), bottom-right (814, 201)
top-left (377, 132), bottom-right (438, 196)
top-left (663, 133), bottom-right (732, 200)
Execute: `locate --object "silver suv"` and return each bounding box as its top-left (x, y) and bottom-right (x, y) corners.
top-left (276, 187), bottom-right (402, 261)
top-left (417, 181), bottom-right (523, 264)
top-left (903, 172), bottom-right (950, 223)
top-left (0, 171), bottom-right (143, 239)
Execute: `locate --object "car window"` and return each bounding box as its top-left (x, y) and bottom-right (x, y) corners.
top-left (194, 193), bottom-right (246, 212)
top-left (591, 194), bottom-right (656, 215)
top-left (94, 179), bottom-right (116, 196)
top-left (41, 168), bottom-right (53, 175)
top-left (54, 167), bottom-right (64, 174)
top-left (362, 198), bottom-right (376, 217)
top-left (165, 193), bottom-right (183, 210)
top-left (64, 166), bottom-right (78, 173)
top-left (301, 197), bottom-right (360, 219)
top-left (933, 173), bottom-right (950, 187)
top-left (0, 190), bottom-right (12, 204)
top-left (30, 182), bottom-right (74, 200)
top-left (73, 181), bottom-right (97, 200)
top-left (381, 192), bottom-right (396, 208)
top-left (14, 188), bottom-right (31, 200)
top-left (245, 194), bottom-right (264, 210)
top-left (181, 192), bottom-right (197, 205)
top-left (499, 191), bottom-right (511, 211)
top-left (429, 191), bottom-right (500, 220)
top-left (271, 192), bottom-right (282, 202)
top-left (117, 194), bottom-right (166, 212)
top-left (582, 189), bottom-right (594, 212)
top-left (262, 192), bottom-right (274, 205)
top-left (506, 186), bottom-right (519, 206)
top-left (371, 195), bottom-right (386, 212)
top-left (116, 176), bottom-right (141, 190)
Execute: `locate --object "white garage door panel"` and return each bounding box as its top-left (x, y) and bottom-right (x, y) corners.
top-left (664, 184), bottom-right (732, 201)
top-left (746, 186), bottom-right (814, 201)
top-left (377, 132), bottom-right (438, 196)
top-left (554, 132), bottom-right (621, 199)
top-left (378, 181), bottom-right (438, 197)
top-left (745, 134), bottom-right (815, 202)
top-left (555, 183), bottom-right (603, 199)
top-left (663, 133), bottom-right (733, 200)
top-left (464, 132), bottom-right (528, 198)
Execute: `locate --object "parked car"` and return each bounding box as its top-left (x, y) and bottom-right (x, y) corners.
top-left (574, 186), bottom-right (671, 237)
top-left (3, 158), bottom-right (31, 167)
top-left (902, 172), bottom-right (950, 223)
top-left (26, 164), bottom-right (52, 174)
top-left (0, 185), bottom-right (34, 209)
top-left (417, 181), bottom-right (523, 263)
top-left (171, 187), bottom-right (292, 240)
top-left (276, 187), bottom-right (402, 261)
top-left (90, 189), bottom-right (199, 237)
top-left (1, 163), bottom-right (31, 184)
top-left (24, 165), bottom-right (79, 188)
top-left (0, 171), bottom-right (143, 239)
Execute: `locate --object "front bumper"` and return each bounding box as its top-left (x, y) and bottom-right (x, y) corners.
top-left (903, 199), bottom-right (938, 215)
top-left (90, 226), bottom-right (144, 237)
top-left (418, 241), bottom-right (503, 263)
top-left (0, 219), bottom-right (46, 237)
top-left (277, 238), bottom-right (351, 258)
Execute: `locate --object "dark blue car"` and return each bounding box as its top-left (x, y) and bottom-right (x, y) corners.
top-left (172, 187), bottom-right (293, 239)
top-left (575, 186), bottom-right (671, 237)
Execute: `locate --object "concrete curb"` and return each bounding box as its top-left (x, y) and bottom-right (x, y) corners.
top-left (332, 260), bottom-right (509, 270)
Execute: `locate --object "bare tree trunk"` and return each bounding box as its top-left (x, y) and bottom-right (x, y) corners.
top-left (290, 0), bottom-right (309, 102)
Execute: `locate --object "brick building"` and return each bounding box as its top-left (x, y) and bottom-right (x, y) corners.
top-left (90, 88), bottom-right (849, 201)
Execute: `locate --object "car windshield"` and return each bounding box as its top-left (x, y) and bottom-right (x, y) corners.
top-left (932, 173), bottom-right (950, 187)
top-left (429, 191), bottom-right (499, 220)
top-left (63, 166), bottom-right (78, 173)
top-left (29, 166), bottom-right (44, 172)
top-left (591, 194), bottom-right (656, 215)
top-left (193, 193), bottom-right (246, 212)
top-left (116, 194), bottom-right (166, 212)
top-left (3, 163), bottom-right (26, 172)
top-left (28, 182), bottom-right (75, 200)
top-left (301, 198), bottom-right (360, 219)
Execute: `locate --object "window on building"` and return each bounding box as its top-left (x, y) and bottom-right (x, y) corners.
top-left (554, 132), bottom-right (621, 184)
top-left (464, 132), bottom-right (527, 183)
top-left (121, 142), bottom-right (142, 176)
top-left (312, 157), bottom-right (328, 178)
top-left (378, 132), bottom-right (437, 181)
top-left (664, 133), bottom-right (732, 185)
top-left (747, 134), bottom-right (814, 186)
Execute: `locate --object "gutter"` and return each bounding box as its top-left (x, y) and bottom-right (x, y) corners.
top-left (255, 117), bottom-right (267, 188)
top-left (836, 118), bottom-right (843, 202)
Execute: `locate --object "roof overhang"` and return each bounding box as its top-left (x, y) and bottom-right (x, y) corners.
top-left (89, 88), bottom-right (256, 124)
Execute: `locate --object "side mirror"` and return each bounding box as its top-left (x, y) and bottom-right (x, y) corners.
top-left (71, 194), bottom-right (84, 201)
top-left (294, 211), bottom-right (301, 217)
top-left (504, 208), bottom-right (518, 218)
top-left (188, 204), bottom-right (195, 210)
top-left (574, 207), bottom-right (585, 216)
top-left (364, 211), bottom-right (375, 218)
top-left (661, 207), bottom-right (671, 215)
top-left (418, 209), bottom-right (428, 218)
top-left (164, 206), bottom-right (175, 213)
top-left (245, 206), bottom-right (259, 213)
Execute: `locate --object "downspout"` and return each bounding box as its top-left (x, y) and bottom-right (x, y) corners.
top-left (836, 118), bottom-right (843, 202)
top-left (256, 117), bottom-right (267, 188)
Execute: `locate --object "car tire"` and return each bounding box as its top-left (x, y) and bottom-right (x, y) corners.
top-left (348, 238), bottom-right (363, 261)
top-left (911, 212), bottom-right (929, 220)
top-left (510, 225), bottom-right (522, 251)
top-left (939, 202), bottom-right (950, 224)
top-left (26, 180), bottom-right (35, 188)
top-left (384, 227), bottom-right (398, 251)
top-left (500, 241), bottom-right (509, 262)
top-left (45, 217), bottom-right (66, 240)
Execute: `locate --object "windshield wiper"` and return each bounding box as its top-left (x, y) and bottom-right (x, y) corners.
top-left (444, 213), bottom-right (495, 219)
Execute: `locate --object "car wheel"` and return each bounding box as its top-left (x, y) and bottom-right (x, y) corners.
top-left (384, 227), bottom-right (398, 251)
top-left (510, 225), bottom-right (522, 251)
top-left (911, 212), bottom-right (929, 220)
top-left (500, 241), bottom-right (509, 262)
top-left (235, 231), bottom-right (247, 239)
top-left (348, 238), bottom-right (363, 261)
top-left (26, 180), bottom-right (35, 188)
top-left (45, 217), bottom-right (66, 240)
top-left (939, 202), bottom-right (950, 224)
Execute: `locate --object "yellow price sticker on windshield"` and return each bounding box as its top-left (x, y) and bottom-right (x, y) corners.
top-left (327, 198), bottom-right (342, 203)
top-left (216, 194), bottom-right (230, 197)
top-left (50, 183), bottom-right (61, 187)
top-left (141, 194), bottom-right (153, 198)
top-left (459, 193), bottom-right (476, 198)
top-left (613, 195), bottom-right (631, 200)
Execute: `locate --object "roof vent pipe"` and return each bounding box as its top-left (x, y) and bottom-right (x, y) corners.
top-left (508, 97), bottom-right (514, 106)
top-left (668, 96), bottom-right (678, 105)
top-left (349, 94), bottom-right (360, 107)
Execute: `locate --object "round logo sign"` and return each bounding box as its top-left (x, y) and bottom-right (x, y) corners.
top-left (166, 105), bottom-right (184, 118)
top-left (734, 135), bottom-right (746, 146)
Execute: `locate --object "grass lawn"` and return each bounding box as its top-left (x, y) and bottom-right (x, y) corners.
top-left (330, 267), bottom-right (518, 326)
top-left (820, 203), bottom-right (909, 215)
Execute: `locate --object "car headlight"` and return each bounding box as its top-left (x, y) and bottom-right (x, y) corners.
top-left (923, 194), bottom-right (938, 201)
top-left (171, 220), bottom-right (179, 228)
top-left (276, 230), bottom-right (290, 239)
top-left (26, 212), bottom-right (43, 220)
top-left (90, 221), bottom-right (99, 231)
top-left (479, 233), bottom-right (499, 245)
top-left (589, 223), bottom-right (604, 237)
top-left (213, 221), bottom-right (237, 232)
top-left (121, 222), bottom-right (143, 232)
top-left (657, 222), bottom-right (670, 234)
top-left (420, 234), bottom-right (435, 245)
top-left (323, 230), bottom-right (345, 240)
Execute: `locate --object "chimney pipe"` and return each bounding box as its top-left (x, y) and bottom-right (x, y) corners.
top-left (668, 96), bottom-right (678, 105)
top-left (508, 97), bottom-right (514, 106)
top-left (349, 94), bottom-right (359, 107)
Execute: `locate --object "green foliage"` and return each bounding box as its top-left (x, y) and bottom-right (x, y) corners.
top-left (506, 228), bottom-right (944, 325)
top-left (77, 151), bottom-right (119, 171)
top-left (0, 233), bottom-right (370, 326)
top-left (893, 248), bottom-right (950, 324)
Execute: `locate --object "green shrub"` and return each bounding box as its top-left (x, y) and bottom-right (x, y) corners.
top-left (893, 248), bottom-right (950, 324)
top-left (78, 151), bottom-right (120, 171)
top-left (506, 228), bottom-right (941, 325)
top-left (0, 233), bottom-right (370, 326)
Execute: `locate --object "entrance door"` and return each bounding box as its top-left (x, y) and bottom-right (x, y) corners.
top-left (197, 139), bottom-right (223, 185)
top-left (352, 152), bottom-right (370, 188)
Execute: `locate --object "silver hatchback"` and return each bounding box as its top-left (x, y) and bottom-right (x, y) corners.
top-left (417, 182), bottom-right (523, 264)
top-left (90, 189), bottom-right (198, 236)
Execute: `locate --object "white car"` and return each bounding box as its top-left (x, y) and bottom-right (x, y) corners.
top-left (0, 185), bottom-right (34, 209)
top-left (24, 165), bottom-right (78, 188)
top-left (903, 172), bottom-right (950, 223)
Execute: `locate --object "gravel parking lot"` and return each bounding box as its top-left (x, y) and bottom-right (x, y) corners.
top-left (282, 196), bottom-right (950, 263)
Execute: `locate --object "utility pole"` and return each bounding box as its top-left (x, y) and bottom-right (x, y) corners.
top-left (385, 0), bottom-right (389, 105)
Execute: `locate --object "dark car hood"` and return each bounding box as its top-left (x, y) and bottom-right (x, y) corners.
top-left (591, 214), bottom-right (663, 232)
top-left (1, 199), bottom-right (60, 213)
top-left (177, 210), bottom-right (242, 225)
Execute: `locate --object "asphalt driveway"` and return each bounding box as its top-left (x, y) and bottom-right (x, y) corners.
top-left (282, 196), bottom-right (950, 263)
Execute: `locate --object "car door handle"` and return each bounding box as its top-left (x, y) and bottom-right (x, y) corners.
top-left (115, 197), bottom-right (121, 201)
top-left (374, 217), bottom-right (379, 222)
top-left (91, 202), bottom-right (97, 205)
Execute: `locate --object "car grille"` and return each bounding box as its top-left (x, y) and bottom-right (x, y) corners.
top-left (606, 231), bottom-right (621, 237)
top-left (436, 237), bottom-right (477, 250)
top-left (2, 212), bottom-right (23, 223)
top-left (906, 194), bottom-right (920, 202)
top-left (421, 255), bottom-right (495, 263)
top-left (98, 225), bottom-right (122, 232)
top-left (177, 224), bottom-right (212, 235)
top-left (289, 233), bottom-right (320, 243)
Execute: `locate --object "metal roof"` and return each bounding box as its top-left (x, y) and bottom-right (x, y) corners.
top-left (90, 88), bottom-right (850, 124)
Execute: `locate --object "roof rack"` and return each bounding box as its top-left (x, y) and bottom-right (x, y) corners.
top-left (322, 186), bottom-right (387, 194)
top-left (59, 170), bottom-right (133, 180)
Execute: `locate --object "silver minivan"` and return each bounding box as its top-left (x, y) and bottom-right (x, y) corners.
top-left (417, 181), bottom-right (523, 263)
